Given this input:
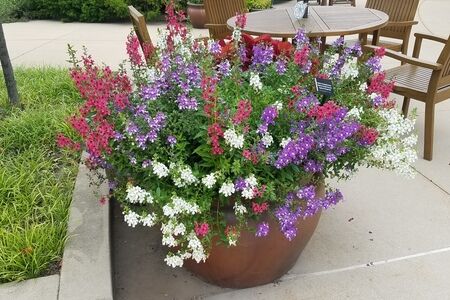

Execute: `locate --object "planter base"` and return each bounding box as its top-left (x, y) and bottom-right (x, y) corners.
top-left (184, 185), bottom-right (324, 288)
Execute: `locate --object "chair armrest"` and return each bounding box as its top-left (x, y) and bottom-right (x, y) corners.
top-left (414, 33), bottom-right (448, 44)
top-left (363, 45), bottom-right (443, 70)
top-left (386, 20), bottom-right (418, 27)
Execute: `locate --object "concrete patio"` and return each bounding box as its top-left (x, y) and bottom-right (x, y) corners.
top-left (1, 0), bottom-right (450, 299)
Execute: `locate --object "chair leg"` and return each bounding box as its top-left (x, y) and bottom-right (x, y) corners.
top-left (402, 97), bottom-right (410, 116)
top-left (423, 102), bottom-right (435, 161)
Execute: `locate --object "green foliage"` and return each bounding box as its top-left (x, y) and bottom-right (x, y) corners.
top-left (0, 67), bottom-right (81, 282)
top-left (0, 0), bottom-right (27, 22)
top-left (3, 0), bottom-right (168, 22)
top-left (246, 0), bottom-right (272, 10)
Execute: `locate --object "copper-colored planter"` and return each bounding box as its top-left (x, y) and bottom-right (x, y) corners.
top-left (186, 3), bottom-right (207, 29)
top-left (184, 184), bottom-right (324, 288)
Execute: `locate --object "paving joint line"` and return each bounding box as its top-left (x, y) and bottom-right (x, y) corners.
top-left (413, 167), bottom-right (450, 196)
top-left (282, 245), bottom-right (450, 281)
top-left (11, 31), bottom-right (75, 61)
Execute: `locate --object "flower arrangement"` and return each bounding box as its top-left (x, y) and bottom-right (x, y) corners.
top-left (59, 4), bottom-right (417, 268)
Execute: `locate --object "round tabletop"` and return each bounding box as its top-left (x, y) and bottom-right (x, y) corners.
top-left (227, 6), bottom-right (389, 38)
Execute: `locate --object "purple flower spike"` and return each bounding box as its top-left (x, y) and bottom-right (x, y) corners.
top-left (177, 94), bottom-right (198, 110)
top-left (167, 135), bottom-right (177, 147)
top-left (234, 177), bottom-right (247, 191)
top-left (256, 222), bottom-right (270, 237)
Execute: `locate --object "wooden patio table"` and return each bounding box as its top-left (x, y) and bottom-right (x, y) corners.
top-left (227, 6), bottom-right (389, 50)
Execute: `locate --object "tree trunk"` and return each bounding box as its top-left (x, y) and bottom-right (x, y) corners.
top-left (0, 23), bottom-right (20, 107)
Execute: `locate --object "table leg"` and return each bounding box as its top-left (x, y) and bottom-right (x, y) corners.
top-left (320, 36), bottom-right (327, 53)
top-left (321, 0), bottom-right (328, 6)
top-left (359, 33), bottom-right (368, 46)
top-left (372, 30), bottom-right (380, 45)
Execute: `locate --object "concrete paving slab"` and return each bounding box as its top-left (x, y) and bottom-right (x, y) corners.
top-left (418, 0), bottom-right (450, 37)
top-left (58, 156), bottom-right (113, 300)
top-left (2, 20), bottom-right (73, 40)
top-left (208, 248), bottom-right (450, 300)
top-left (112, 166), bottom-right (450, 299)
top-left (112, 200), bottom-right (229, 300)
top-left (4, 40), bottom-right (55, 61)
top-left (12, 40), bottom-right (130, 68)
top-left (0, 275), bottom-right (59, 300)
top-left (289, 167), bottom-right (450, 274)
top-left (413, 110), bottom-right (450, 194)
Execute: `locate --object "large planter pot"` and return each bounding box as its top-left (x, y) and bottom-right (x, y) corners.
top-left (184, 183), bottom-right (324, 288)
top-left (187, 2), bottom-right (207, 29)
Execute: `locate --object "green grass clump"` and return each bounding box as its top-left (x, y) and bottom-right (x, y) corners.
top-left (0, 67), bottom-right (81, 283)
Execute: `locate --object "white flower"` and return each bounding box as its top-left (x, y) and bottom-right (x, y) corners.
top-left (346, 107), bottom-right (363, 121)
top-left (156, 30), bottom-right (168, 51)
top-left (163, 196), bottom-right (200, 217)
top-left (164, 253), bottom-right (184, 268)
top-left (261, 133), bottom-right (273, 147)
top-left (173, 35), bottom-right (182, 46)
top-left (124, 211), bottom-right (140, 228)
top-left (249, 72), bottom-right (263, 91)
top-left (141, 213), bottom-right (156, 227)
top-left (162, 235), bottom-right (178, 247)
top-left (280, 137), bottom-right (292, 148)
top-left (224, 128), bottom-right (245, 149)
top-left (246, 174), bottom-right (258, 187)
top-left (147, 67), bottom-right (157, 82)
top-left (201, 173), bottom-right (217, 189)
top-left (228, 236), bottom-right (237, 246)
top-left (161, 220), bottom-right (176, 235)
top-left (341, 59), bottom-right (359, 79)
top-left (162, 204), bottom-right (176, 218)
top-left (173, 166), bottom-right (198, 188)
top-left (359, 82), bottom-right (368, 92)
top-left (233, 202), bottom-right (247, 215)
top-left (187, 232), bottom-right (207, 263)
top-left (126, 185), bottom-right (153, 204)
top-left (242, 188), bottom-right (254, 199)
top-left (274, 101), bottom-right (283, 111)
top-left (367, 108), bottom-right (417, 178)
top-left (232, 28), bottom-right (242, 43)
top-left (323, 53), bottom-right (339, 71)
top-left (172, 196), bottom-right (200, 214)
top-left (173, 223), bottom-right (186, 236)
top-left (180, 167), bottom-right (197, 184)
top-left (219, 182), bottom-right (235, 197)
top-left (153, 161), bottom-right (169, 178)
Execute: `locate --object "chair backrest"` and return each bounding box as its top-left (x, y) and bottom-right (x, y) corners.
top-left (128, 6), bottom-right (153, 53)
top-left (204, 0), bottom-right (247, 40)
top-left (437, 36), bottom-right (450, 88)
top-left (366, 0), bottom-right (419, 40)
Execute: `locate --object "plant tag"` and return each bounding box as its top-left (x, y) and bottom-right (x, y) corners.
top-left (315, 78), bottom-right (333, 96)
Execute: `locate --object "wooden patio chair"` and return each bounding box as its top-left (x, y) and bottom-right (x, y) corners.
top-left (365, 33), bottom-right (450, 160)
top-left (128, 6), bottom-right (153, 55)
top-left (204, 0), bottom-right (247, 40)
top-left (359, 0), bottom-right (419, 55)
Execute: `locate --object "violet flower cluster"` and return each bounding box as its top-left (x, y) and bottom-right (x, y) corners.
top-left (275, 185), bottom-right (343, 240)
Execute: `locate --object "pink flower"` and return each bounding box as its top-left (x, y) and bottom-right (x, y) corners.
top-left (126, 34), bottom-right (143, 66)
top-left (235, 13), bottom-right (247, 28)
top-left (374, 47), bottom-right (386, 57)
top-left (252, 202), bottom-right (269, 214)
top-left (195, 222), bottom-right (209, 237)
top-left (232, 100), bottom-right (252, 125)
